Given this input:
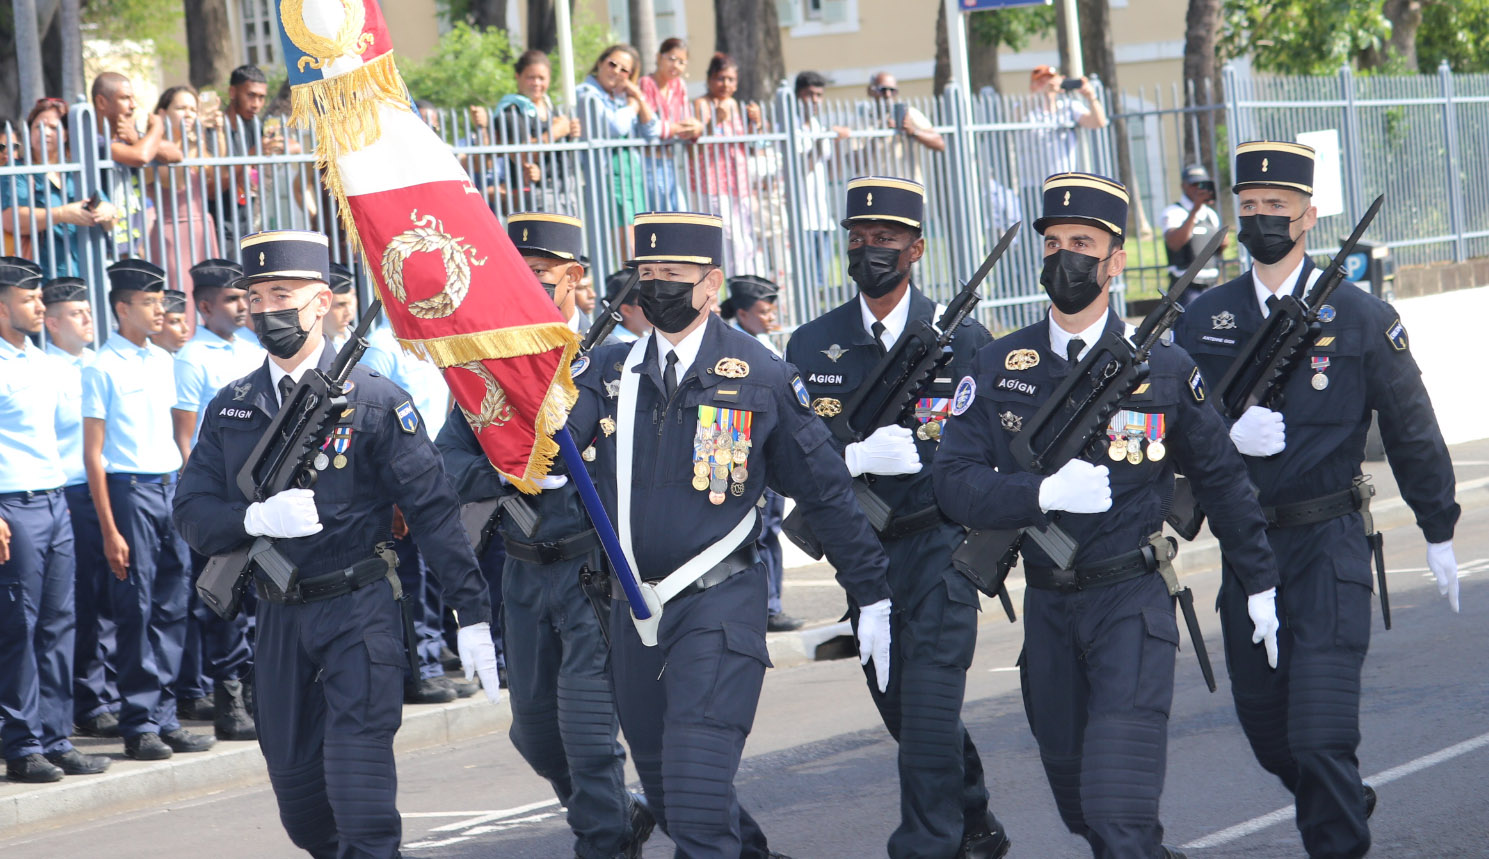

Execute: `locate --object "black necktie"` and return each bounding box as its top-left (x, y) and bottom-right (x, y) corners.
top-left (1265, 295), bottom-right (1280, 318)
top-left (1066, 337), bottom-right (1085, 365)
top-left (277, 374), bottom-right (295, 407)
top-left (871, 321), bottom-right (887, 355)
top-left (663, 351), bottom-right (679, 399)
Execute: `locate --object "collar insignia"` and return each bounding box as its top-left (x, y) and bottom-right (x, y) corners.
top-left (1212, 310), bottom-right (1236, 330)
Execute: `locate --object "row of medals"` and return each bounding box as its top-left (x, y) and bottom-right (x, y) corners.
top-left (1108, 432), bottom-right (1165, 465)
top-left (916, 419), bottom-right (944, 441)
top-left (692, 424), bottom-right (750, 505)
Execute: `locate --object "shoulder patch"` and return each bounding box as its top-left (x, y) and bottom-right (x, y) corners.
top-left (951, 376), bottom-right (977, 415)
top-left (571, 354), bottom-right (590, 377)
top-left (1188, 367), bottom-right (1207, 402)
top-left (395, 400), bottom-right (419, 434)
top-left (791, 375), bottom-right (811, 409)
top-left (1385, 317), bottom-right (1408, 352)
top-left (1318, 304), bottom-right (1336, 323)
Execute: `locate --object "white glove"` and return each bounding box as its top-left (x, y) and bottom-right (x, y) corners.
top-left (1426, 540), bottom-right (1460, 613)
top-left (457, 622), bottom-right (503, 703)
top-left (1230, 406), bottom-right (1286, 458)
top-left (533, 474), bottom-right (568, 490)
top-left (1248, 587), bottom-right (1280, 669)
top-left (244, 488), bottom-right (323, 539)
top-left (1037, 460), bottom-right (1112, 514)
top-left (845, 426), bottom-right (922, 477)
top-left (857, 598), bottom-right (893, 693)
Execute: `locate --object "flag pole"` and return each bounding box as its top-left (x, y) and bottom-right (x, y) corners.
top-left (555, 0), bottom-right (579, 114)
top-left (554, 426), bottom-right (652, 618)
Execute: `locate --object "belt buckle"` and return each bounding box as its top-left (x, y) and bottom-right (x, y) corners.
top-left (535, 541), bottom-right (563, 563)
top-left (1052, 567), bottom-right (1079, 591)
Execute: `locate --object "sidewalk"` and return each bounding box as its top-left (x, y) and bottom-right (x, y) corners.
top-left (4, 439), bottom-right (1486, 838)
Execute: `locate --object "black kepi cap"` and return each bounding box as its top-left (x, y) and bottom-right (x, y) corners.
top-left (0, 256), bottom-right (44, 289)
top-left (628, 212), bottom-right (725, 268)
top-left (41, 276), bottom-right (88, 305)
top-left (1232, 140), bottom-right (1315, 195)
top-left (162, 289), bottom-right (187, 314)
top-left (189, 258), bottom-right (244, 290)
top-left (1034, 172), bottom-right (1129, 238)
top-left (725, 274), bottom-right (779, 309)
top-left (508, 212), bottom-right (585, 262)
top-left (841, 176), bottom-right (924, 230)
top-left (604, 270), bottom-right (639, 306)
top-left (106, 258), bottom-right (167, 293)
top-left (236, 230), bottom-right (332, 288)
top-left (328, 262), bottom-right (355, 295)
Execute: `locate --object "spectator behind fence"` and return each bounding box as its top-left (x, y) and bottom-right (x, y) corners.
top-left (577, 44), bottom-right (658, 254)
top-left (1018, 65), bottom-right (1107, 185)
top-left (794, 72), bottom-right (851, 289)
top-left (92, 71), bottom-right (176, 256)
top-left (207, 65), bottom-right (269, 249)
top-left (692, 53), bottom-right (762, 274)
top-left (855, 72), bottom-right (943, 182)
top-left (1, 99), bottom-right (117, 277)
top-left (150, 87), bottom-right (221, 324)
top-left (1, 118), bottom-right (17, 255)
top-left (639, 37), bottom-right (702, 211)
top-left (496, 50), bottom-right (581, 215)
top-left (1161, 163), bottom-right (1227, 306)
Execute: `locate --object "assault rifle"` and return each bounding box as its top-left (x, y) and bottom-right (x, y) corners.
top-left (196, 300), bottom-right (383, 619)
top-left (781, 223), bottom-right (1021, 566)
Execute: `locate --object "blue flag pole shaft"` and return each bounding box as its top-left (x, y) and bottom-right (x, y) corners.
top-left (554, 427), bottom-right (651, 618)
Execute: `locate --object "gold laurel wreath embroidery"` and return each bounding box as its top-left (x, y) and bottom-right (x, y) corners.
top-left (281, 0), bottom-right (376, 72)
top-left (380, 210), bottom-right (486, 320)
top-left (452, 362), bottom-right (514, 430)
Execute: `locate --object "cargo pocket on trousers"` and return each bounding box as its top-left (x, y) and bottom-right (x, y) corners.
top-left (1332, 566), bottom-right (1373, 655)
top-left (702, 622), bottom-right (773, 732)
top-left (363, 631), bottom-right (409, 727)
top-left (1134, 606), bottom-right (1180, 716)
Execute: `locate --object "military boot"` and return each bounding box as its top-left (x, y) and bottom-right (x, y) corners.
top-left (214, 679), bottom-right (258, 741)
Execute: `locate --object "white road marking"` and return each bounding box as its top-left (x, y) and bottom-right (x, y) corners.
top-left (1183, 730), bottom-right (1489, 849)
top-left (403, 798), bottom-right (564, 848)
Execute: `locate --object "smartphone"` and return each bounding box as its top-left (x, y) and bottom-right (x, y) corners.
top-left (893, 101), bottom-right (908, 129)
top-left (83, 193), bottom-right (101, 212)
top-left (1061, 77), bottom-right (1085, 91)
top-left (1197, 180), bottom-right (1217, 195)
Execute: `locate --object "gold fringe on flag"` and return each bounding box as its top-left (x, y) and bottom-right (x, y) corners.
top-left (504, 341), bottom-right (582, 495)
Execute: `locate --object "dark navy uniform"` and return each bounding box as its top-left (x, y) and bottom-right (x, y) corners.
top-left (567, 212), bottom-right (891, 859)
top-left (788, 284), bottom-right (997, 856)
top-left (434, 210), bottom-right (639, 859)
top-left (173, 232), bottom-right (491, 858)
top-left (935, 174), bottom-right (1280, 859)
top-left (1176, 142), bottom-right (1459, 859)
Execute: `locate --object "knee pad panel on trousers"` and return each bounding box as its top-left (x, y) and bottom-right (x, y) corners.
top-left (1040, 751), bottom-right (1086, 836)
top-left (268, 758), bottom-right (338, 856)
top-left (323, 735), bottom-right (401, 852)
top-left (1080, 716), bottom-right (1166, 826)
top-left (897, 664), bottom-right (966, 772)
top-left (557, 673), bottom-right (622, 764)
top-left (1233, 690), bottom-right (1298, 787)
top-left (1289, 654), bottom-right (1363, 754)
top-left (661, 722), bottom-right (739, 840)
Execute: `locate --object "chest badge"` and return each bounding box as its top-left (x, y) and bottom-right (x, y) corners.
top-left (604, 378), bottom-right (621, 399)
top-left (812, 397), bottom-right (842, 417)
top-left (231, 380), bottom-right (252, 401)
top-left (600, 416), bottom-right (616, 436)
top-left (999, 410), bottom-right (1022, 433)
top-left (1211, 310), bottom-right (1236, 330)
top-left (571, 355), bottom-right (590, 377)
top-left (821, 343), bottom-right (849, 363)
top-left (1317, 304), bottom-right (1336, 323)
top-left (1310, 356), bottom-right (1331, 390)
top-left (714, 357), bottom-right (750, 379)
top-left (1004, 349), bottom-right (1040, 371)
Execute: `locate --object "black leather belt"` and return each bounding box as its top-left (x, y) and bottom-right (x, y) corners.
top-left (107, 472), bottom-right (176, 485)
top-left (624, 545), bottom-right (762, 602)
top-left (505, 529), bottom-right (601, 565)
top-left (878, 505), bottom-right (946, 541)
top-left (258, 556), bottom-right (391, 606)
top-left (1262, 486), bottom-right (1364, 530)
top-left (1025, 544), bottom-right (1157, 592)
top-left (0, 486), bottom-right (63, 501)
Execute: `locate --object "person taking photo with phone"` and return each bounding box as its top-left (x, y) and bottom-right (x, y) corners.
top-left (1162, 164), bottom-right (1229, 306)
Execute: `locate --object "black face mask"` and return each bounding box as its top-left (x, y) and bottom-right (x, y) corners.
top-left (250, 296), bottom-right (316, 360)
top-left (1237, 214), bottom-right (1302, 266)
top-left (847, 245), bottom-right (907, 299)
top-left (1040, 249), bottom-right (1110, 315)
top-left (638, 278), bottom-right (703, 334)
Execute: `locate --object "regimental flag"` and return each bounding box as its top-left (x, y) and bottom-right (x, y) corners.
top-left (275, 0), bottom-right (577, 493)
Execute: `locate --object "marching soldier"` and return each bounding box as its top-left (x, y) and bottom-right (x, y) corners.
top-left (785, 176), bottom-right (1007, 858)
top-left (151, 289), bottom-right (191, 353)
top-left (934, 173), bottom-right (1282, 859)
top-left (567, 212), bottom-right (894, 859)
top-left (0, 258), bottom-right (110, 781)
top-left (322, 263), bottom-right (358, 351)
top-left (437, 211), bottom-right (654, 859)
top-left (173, 229), bottom-right (500, 857)
top-left (82, 258), bottom-right (215, 760)
top-left (1176, 142), bottom-right (1461, 858)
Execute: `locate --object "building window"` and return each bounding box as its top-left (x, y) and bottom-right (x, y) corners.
top-left (778, 0), bottom-right (857, 35)
top-left (242, 0), bottom-right (277, 68)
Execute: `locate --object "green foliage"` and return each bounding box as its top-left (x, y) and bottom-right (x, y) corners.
top-left (1221, 0), bottom-right (1389, 75)
top-left (82, 0), bottom-right (186, 61)
top-left (563, 12), bottom-right (616, 92)
top-left (1417, 0), bottom-right (1489, 73)
top-left (968, 3), bottom-right (1056, 51)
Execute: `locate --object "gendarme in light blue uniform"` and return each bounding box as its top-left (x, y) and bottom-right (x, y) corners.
top-left (173, 328), bottom-right (265, 443)
top-left (0, 338), bottom-right (67, 492)
top-left (82, 336), bottom-right (183, 474)
top-left (46, 343), bottom-right (94, 487)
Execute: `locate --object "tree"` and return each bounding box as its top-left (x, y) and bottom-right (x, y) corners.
top-left (1417, 0), bottom-right (1489, 72)
top-left (1358, 0), bottom-right (1424, 70)
top-left (400, 22), bottom-right (516, 108)
top-left (967, 4), bottom-right (1056, 94)
top-left (13, 0), bottom-right (45, 110)
top-left (441, 0), bottom-right (508, 31)
top-left (528, 0), bottom-right (560, 53)
top-left (714, 0), bottom-right (784, 104)
top-left (1221, 0), bottom-right (1390, 75)
top-left (1182, 0), bottom-right (1222, 165)
top-left (933, 0), bottom-right (949, 96)
top-left (185, 0), bottom-right (235, 90)
top-left (628, 0), bottom-right (657, 74)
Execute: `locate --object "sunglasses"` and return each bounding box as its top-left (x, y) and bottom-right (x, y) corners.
top-left (606, 59), bottom-right (634, 76)
top-left (873, 85), bottom-right (898, 95)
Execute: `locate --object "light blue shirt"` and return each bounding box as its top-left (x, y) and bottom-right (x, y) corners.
top-left (0, 337), bottom-right (67, 492)
top-left (82, 335), bottom-right (183, 475)
top-left (363, 326), bottom-right (449, 440)
top-left (46, 342), bottom-right (95, 486)
top-left (174, 327), bottom-right (266, 442)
